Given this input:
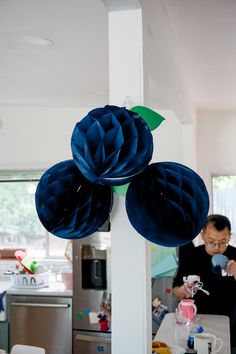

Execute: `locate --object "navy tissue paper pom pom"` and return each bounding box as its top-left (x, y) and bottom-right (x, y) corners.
top-left (125, 162), bottom-right (209, 246)
top-left (35, 160), bottom-right (113, 239)
top-left (71, 105), bottom-right (153, 185)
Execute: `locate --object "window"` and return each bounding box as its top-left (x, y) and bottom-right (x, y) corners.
top-left (212, 175), bottom-right (236, 247)
top-left (0, 171), bottom-right (68, 258)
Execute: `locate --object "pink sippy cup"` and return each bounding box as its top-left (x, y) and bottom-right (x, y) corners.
top-left (178, 299), bottom-right (197, 321)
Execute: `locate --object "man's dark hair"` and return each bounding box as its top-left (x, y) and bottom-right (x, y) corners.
top-left (204, 214), bottom-right (231, 232)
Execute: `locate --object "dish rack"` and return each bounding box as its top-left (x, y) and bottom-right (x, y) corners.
top-left (10, 271), bottom-right (50, 289)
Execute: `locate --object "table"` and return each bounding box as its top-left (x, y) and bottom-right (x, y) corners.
top-left (154, 313), bottom-right (231, 354)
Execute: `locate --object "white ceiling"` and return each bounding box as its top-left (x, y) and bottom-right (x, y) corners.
top-left (0, 0), bottom-right (109, 106)
top-left (166, 0), bottom-right (236, 111)
top-left (1, 0), bottom-right (236, 112)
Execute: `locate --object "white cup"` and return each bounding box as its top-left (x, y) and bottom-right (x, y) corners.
top-left (194, 332), bottom-right (223, 354)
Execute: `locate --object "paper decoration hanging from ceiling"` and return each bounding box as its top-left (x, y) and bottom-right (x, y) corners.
top-left (130, 106), bottom-right (165, 131)
top-left (125, 161), bottom-right (209, 247)
top-left (35, 159), bottom-right (113, 239)
top-left (110, 105), bottom-right (165, 196)
top-left (35, 104), bottom-right (209, 245)
top-left (111, 183), bottom-right (130, 197)
top-left (71, 105), bottom-right (153, 186)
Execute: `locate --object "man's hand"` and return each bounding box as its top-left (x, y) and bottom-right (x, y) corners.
top-left (173, 284), bottom-right (193, 300)
top-left (225, 260), bottom-right (236, 279)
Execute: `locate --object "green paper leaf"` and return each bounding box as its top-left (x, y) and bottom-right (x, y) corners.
top-left (111, 183), bottom-right (130, 197)
top-left (131, 105), bottom-right (165, 131)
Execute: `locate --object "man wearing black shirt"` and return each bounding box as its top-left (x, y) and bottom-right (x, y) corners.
top-left (173, 214), bottom-right (236, 352)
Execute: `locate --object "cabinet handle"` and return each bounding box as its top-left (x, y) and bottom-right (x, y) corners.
top-left (75, 334), bottom-right (111, 343)
top-left (11, 302), bottom-right (70, 308)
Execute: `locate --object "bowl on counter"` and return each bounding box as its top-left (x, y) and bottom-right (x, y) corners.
top-left (56, 266), bottom-right (73, 290)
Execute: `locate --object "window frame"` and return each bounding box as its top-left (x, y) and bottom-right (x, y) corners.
top-left (0, 170), bottom-right (67, 259)
top-left (212, 174), bottom-right (236, 247)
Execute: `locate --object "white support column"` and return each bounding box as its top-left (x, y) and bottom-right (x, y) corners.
top-left (109, 9), bottom-right (152, 354)
top-left (111, 196), bottom-right (151, 354)
top-left (109, 9), bottom-right (144, 107)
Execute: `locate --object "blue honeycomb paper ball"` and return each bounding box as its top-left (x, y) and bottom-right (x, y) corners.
top-left (35, 160), bottom-right (113, 239)
top-left (125, 162), bottom-right (209, 247)
top-left (71, 105), bottom-right (153, 185)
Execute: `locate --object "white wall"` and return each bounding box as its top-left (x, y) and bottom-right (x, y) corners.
top-left (0, 106), bottom-right (90, 169)
top-left (182, 122), bottom-right (197, 171)
top-left (197, 109), bottom-right (236, 210)
top-left (152, 109), bottom-right (183, 164)
top-left (151, 109), bottom-right (197, 171)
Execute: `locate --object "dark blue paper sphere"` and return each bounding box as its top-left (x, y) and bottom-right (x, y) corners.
top-left (71, 105), bottom-right (153, 185)
top-left (125, 162), bottom-right (209, 246)
top-left (35, 160), bottom-right (113, 239)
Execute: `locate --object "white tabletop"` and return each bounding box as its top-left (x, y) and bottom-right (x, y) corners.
top-left (154, 312), bottom-right (231, 354)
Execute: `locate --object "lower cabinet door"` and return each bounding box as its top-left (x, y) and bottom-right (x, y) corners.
top-left (0, 322), bottom-right (8, 352)
top-left (73, 331), bottom-right (111, 354)
top-left (9, 295), bottom-right (72, 354)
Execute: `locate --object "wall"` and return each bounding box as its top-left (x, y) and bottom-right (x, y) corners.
top-left (197, 109), bottom-right (236, 210)
top-left (152, 109), bottom-right (183, 164)
top-left (152, 109), bottom-right (198, 170)
top-left (0, 105), bottom-right (91, 169)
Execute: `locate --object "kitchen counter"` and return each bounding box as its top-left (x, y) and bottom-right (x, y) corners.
top-left (8, 293), bottom-right (72, 354)
top-left (0, 274), bottom-right (73, 354)
top-left (0, 275), bottom-right (72, 297)
top-left (7, 282), bottom-right (72, 297)
top-left (0, 275), bottom-right (72, 322)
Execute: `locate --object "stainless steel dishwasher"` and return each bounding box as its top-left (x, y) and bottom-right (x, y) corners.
top-left (9, 295), bottom-right (72, 354)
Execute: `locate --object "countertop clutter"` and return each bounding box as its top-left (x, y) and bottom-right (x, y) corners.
top-left (0, 251), bottom-right (73, 298)
top-left (154, 312), bottom-right (230, 354)
top-left (0, 273), bottom-right (72, 297)
top-left (0, 254), bottom-right (73, 354)
top-left (0, 272), bottom-right (72, 322)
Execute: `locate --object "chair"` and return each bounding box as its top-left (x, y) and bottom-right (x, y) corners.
top-left (10, 344), bottom-right (45, 354)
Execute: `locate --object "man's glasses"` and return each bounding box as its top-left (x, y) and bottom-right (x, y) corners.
top-left (205, 241), bottom-right (229, 249)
